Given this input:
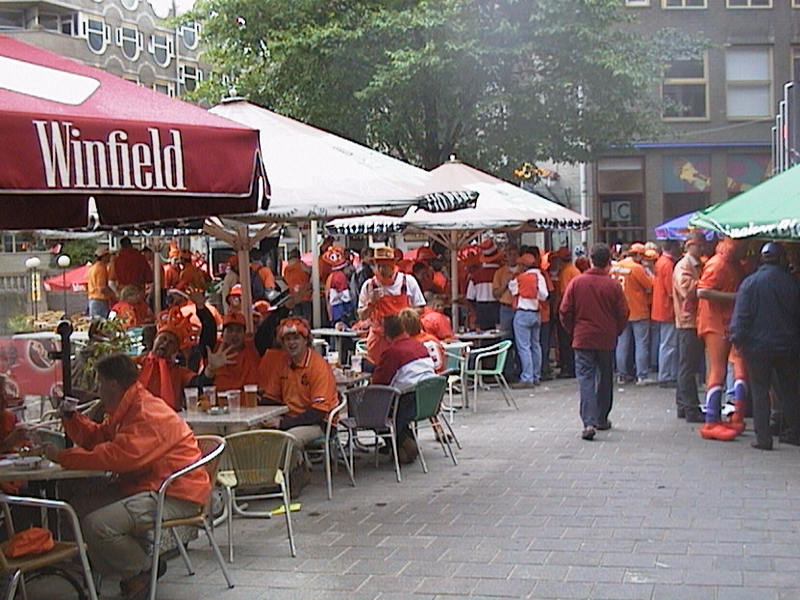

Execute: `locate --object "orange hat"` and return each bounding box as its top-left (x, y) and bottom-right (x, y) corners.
top-left (629, 242), bottom-right (646, 255)
top-left (322, 245), bottom-right (348, 270)
top-left (168, 241), bottom-right (181, 259)
top-left (373, 246), bottom-right (397, 263)
top-left (554, 247), bottom-right (571, 260)
top-left (480, 239), bottom-right (501, 263)
top-left (518, 253), bottom-right (538, 268)
top-left (644, 248), bottom-right (658, 260)
top-left (226, 284), bottom-right (242, 301)
top-left (415, 246), bottom-right (437, 262)
top-left (277, 317), bottom-right (311, 341)
top-left (156, 307), bottom-right (200, 349)
top-left (223, 312), bottom-right (247, 329)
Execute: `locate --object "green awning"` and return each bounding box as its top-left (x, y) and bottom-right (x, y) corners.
top-left (689, 164), bottom-right (800, 240)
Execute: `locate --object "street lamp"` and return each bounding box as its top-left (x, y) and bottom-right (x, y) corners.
top-left (57, 255), bottom-right (71, 319)
top-left (24, 256), bottom-right (41, 327)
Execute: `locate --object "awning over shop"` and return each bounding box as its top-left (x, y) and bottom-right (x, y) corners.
top-left (690, 164), bottom-right (800, 240)
top-left (0, 36), bottom-right (266, 230)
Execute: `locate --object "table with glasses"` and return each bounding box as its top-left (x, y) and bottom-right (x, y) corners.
top-left (455, 329), bottom-right (503, 345)
top-left (183, 405), bottom-right (288, 435)
top-left (311, 328), bottom-right (364, 359)
top-left (0, 458), bottom-right (107, 484)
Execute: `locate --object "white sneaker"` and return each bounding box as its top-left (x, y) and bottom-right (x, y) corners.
top-left (635, 377), bottom-right (656, 387)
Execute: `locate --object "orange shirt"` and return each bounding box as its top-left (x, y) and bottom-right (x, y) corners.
top-left (259, 348), bottom-right (338, 418)
top-left (135, 354), bottom-right (196, 412)
top-left (162, 264), bottom-right (181, 290)
top-left (211, 340), bottom-right (261, 392)
top-left (432, 271), bottom-right (449, 296)
top-left (60, 382), bottom-right (210, 506)
top-left (420, 307), bottom-right (454, 341)
top-left (558, 263), bottom-right (581, 296)
top-left (283, 260), bottom-right (312, 302)
top-left (651, 253), bottom-right (676, 323)
top-left (87, 261), bottom-right (112, 301)
top-left (257, 265), bottom-right (276, 289)
top-left (609, 257), bottom-right (653, 321)
top-left (177, 262), bottom-right (207, 291)
top-left (111, 300), bottom-right (154, 329)
top-left (696, 253), bottom-right (743, 336)
top-left (540, 270), bottom-right (555, 324)
top-left (492, 265), bottom-right (520, 306)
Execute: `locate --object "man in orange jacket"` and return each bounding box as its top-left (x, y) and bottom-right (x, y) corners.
top-left (610, 243), bottom-right (655, 385)
top-left (43, 353), bottom-right (210, 600)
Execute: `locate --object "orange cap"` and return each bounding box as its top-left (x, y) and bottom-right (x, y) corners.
top-left (223, 312), bottom-right (247, 328)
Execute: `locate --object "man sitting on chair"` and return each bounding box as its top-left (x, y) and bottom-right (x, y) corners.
top-left (42, 353), bottom-right (210, 600)
top-left (258, 317), bottom-right (339, 449)
top-left (372, 315), bottom-right (436, 463)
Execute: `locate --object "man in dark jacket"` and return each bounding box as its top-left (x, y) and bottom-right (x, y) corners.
top-left (560, 243), bottom-right (629, 440)
top-left (730, 242), bottom-right (800, 450)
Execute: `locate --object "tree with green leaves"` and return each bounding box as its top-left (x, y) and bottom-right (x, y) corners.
top-left (187, 0), bottom-right (703, 176)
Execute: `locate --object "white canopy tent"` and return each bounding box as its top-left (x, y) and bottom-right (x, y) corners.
top-left (207, 100), bottom-right (476, 328)
top-left (328, 159), bottom-right (591, 329)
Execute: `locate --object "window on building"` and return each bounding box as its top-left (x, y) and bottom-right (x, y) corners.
top-left (121, 0), bottom-right (139, 10)
top-left (122, 75), bottom-right (140, 85)
top-left (179, 63), bottom-right (202, 92)
top-left (727, 0), bottom-right (771, 7)
top-left (625, 0), bottom-right (651, 6)
top-left (662, 54), bottom-right (707, 119)
top-left (116, 26), bottom-right (142, 60)
top-left (154, 82), bottom-right (175, 97)
top-left (82, 17), bottom-right (110, 53)
top-left (148, 33), bottom-right (173, 67)
top-left (0, 10), bottom-right (24, 30)
top-left (726, 47), bottom-right (772, 119)
top-left (178, 22), bottom-right (200, 50)
top-left (60, 13), bottom-right (78, 36)
top-left (663, 0), bottom-right (706, 7)
top-left (597, 158), bottom-right (646, 244)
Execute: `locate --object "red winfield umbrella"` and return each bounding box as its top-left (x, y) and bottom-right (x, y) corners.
top-left (42, 264), bottom-right (90, 292)
top-left (0, 35), bottom-right (267, 230)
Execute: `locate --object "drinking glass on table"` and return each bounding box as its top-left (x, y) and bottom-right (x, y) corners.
top-left (243, 384), bottom-right (258, 408)
top-left (184, 388), bottom-right (199, 415)
top-left (227, 389), bottom-right (241, 410)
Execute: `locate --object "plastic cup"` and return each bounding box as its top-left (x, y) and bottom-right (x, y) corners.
top-left (351, 354), bottom-right (363, 374)
top-left (227, 389), bottom-right (241, 410)
top-left (202, 386), bottom-right (217, 410)
top-left (184, 388), bottom-right (199, 414)
top-left (326, 351), bottom-right (340, 367)
top-left (243, 384), bottom-right (258, 408)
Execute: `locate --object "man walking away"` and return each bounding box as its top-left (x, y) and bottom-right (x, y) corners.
top-left (560, 244), bottom-right (629, 441)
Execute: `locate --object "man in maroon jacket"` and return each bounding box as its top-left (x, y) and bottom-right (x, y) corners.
top-left (560, 243), bottom-right (629, 440)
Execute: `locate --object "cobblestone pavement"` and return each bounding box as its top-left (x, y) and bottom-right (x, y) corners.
top-left (127, 380), bottom-right (798, 599)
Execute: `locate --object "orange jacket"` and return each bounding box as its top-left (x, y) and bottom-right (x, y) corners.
top-left (283, 260), bottom-right (312, 302)
top-left (697, 251), bottom-right (743, 336)
top-left (60, 383), bottom-right (210, 506)
top-left (609, 257), bottom-right (653, 321)
top-left (651, 253), bottom-right (676, 323)
top-left (135, 354), bottom-right (196, 412)
top-left (420, 307), bottom-right (454, 341)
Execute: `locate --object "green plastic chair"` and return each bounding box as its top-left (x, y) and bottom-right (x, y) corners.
top-left (464, 339), bottom-right (518, 412)
top-left (410, 376), bottom-right (458, 473)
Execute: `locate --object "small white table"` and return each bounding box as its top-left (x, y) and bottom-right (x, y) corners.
top-left (311, 328), bottom-right (363, 357)
top-left (183, 405), bottom-right (288, 435)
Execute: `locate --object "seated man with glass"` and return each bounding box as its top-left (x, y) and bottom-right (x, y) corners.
top-left (42, 353), bottom-right (210, 600)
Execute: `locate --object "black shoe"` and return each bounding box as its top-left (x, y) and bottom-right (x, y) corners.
top-left (751, 440), bottom-right (773, 451)
top-left (685, 410), bottom-right (705, 424)
top-left (581, 426), bottom-right (596, 441)
top-left (596, 420), bottom-right (612, 431)
top-left (677, 408), bottom-right (686, 419)
top-left (779, 433), bottom-right (800, 446)
top-left (659, 380), bottom-right (677, 389)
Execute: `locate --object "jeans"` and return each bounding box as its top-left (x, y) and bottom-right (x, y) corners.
top-left (575, 349), bottom-right (614, 428)
top-left (556, 318), bottom-right (575, 376)
top-left (88, 299), bottom-right (109, 319)
top-left (676, 328), bottom-right (703, 414)
top-left (616, 319), bottom-right (650, 380)
top-left (513, 309), bottom-right (542, 383)
top-left (657, 321), bottom-right (678, 382)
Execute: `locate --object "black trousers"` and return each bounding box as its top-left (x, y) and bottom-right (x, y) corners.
top-left (676, 328), bottom-right (703, 414)
top-left (744, 351), bottom-right (800, 445)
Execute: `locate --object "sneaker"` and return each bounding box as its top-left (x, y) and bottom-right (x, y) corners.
top-left (616, 375), bottom-right (627, 385)
top-left (635, 377), bottom-right (657, 387)
top-left (581, 426), bottom-right (596, 441)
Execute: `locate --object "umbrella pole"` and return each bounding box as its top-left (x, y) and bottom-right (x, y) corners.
top-left (152, 238), bottom-right (162, 314)
top-left (310, 220), bottom-right (322, 328)
top-left (236, 225), bottom-right (255, 335)
top-left (450, 230), bottom-right (458, 332)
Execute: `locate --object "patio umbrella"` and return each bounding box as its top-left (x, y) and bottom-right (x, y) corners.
top-left (328, 159), bottom-right (591, 329)
top-left (0, 36), bottom-right (266, 230)
top-left (690, 164), bottom-right (800, 240)
top-left (42, 263), bottom-right (90, 292)
top-left (654, 211), bottom-right (716, 241)
top-left (207, 100), bottom-right (476, 327)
